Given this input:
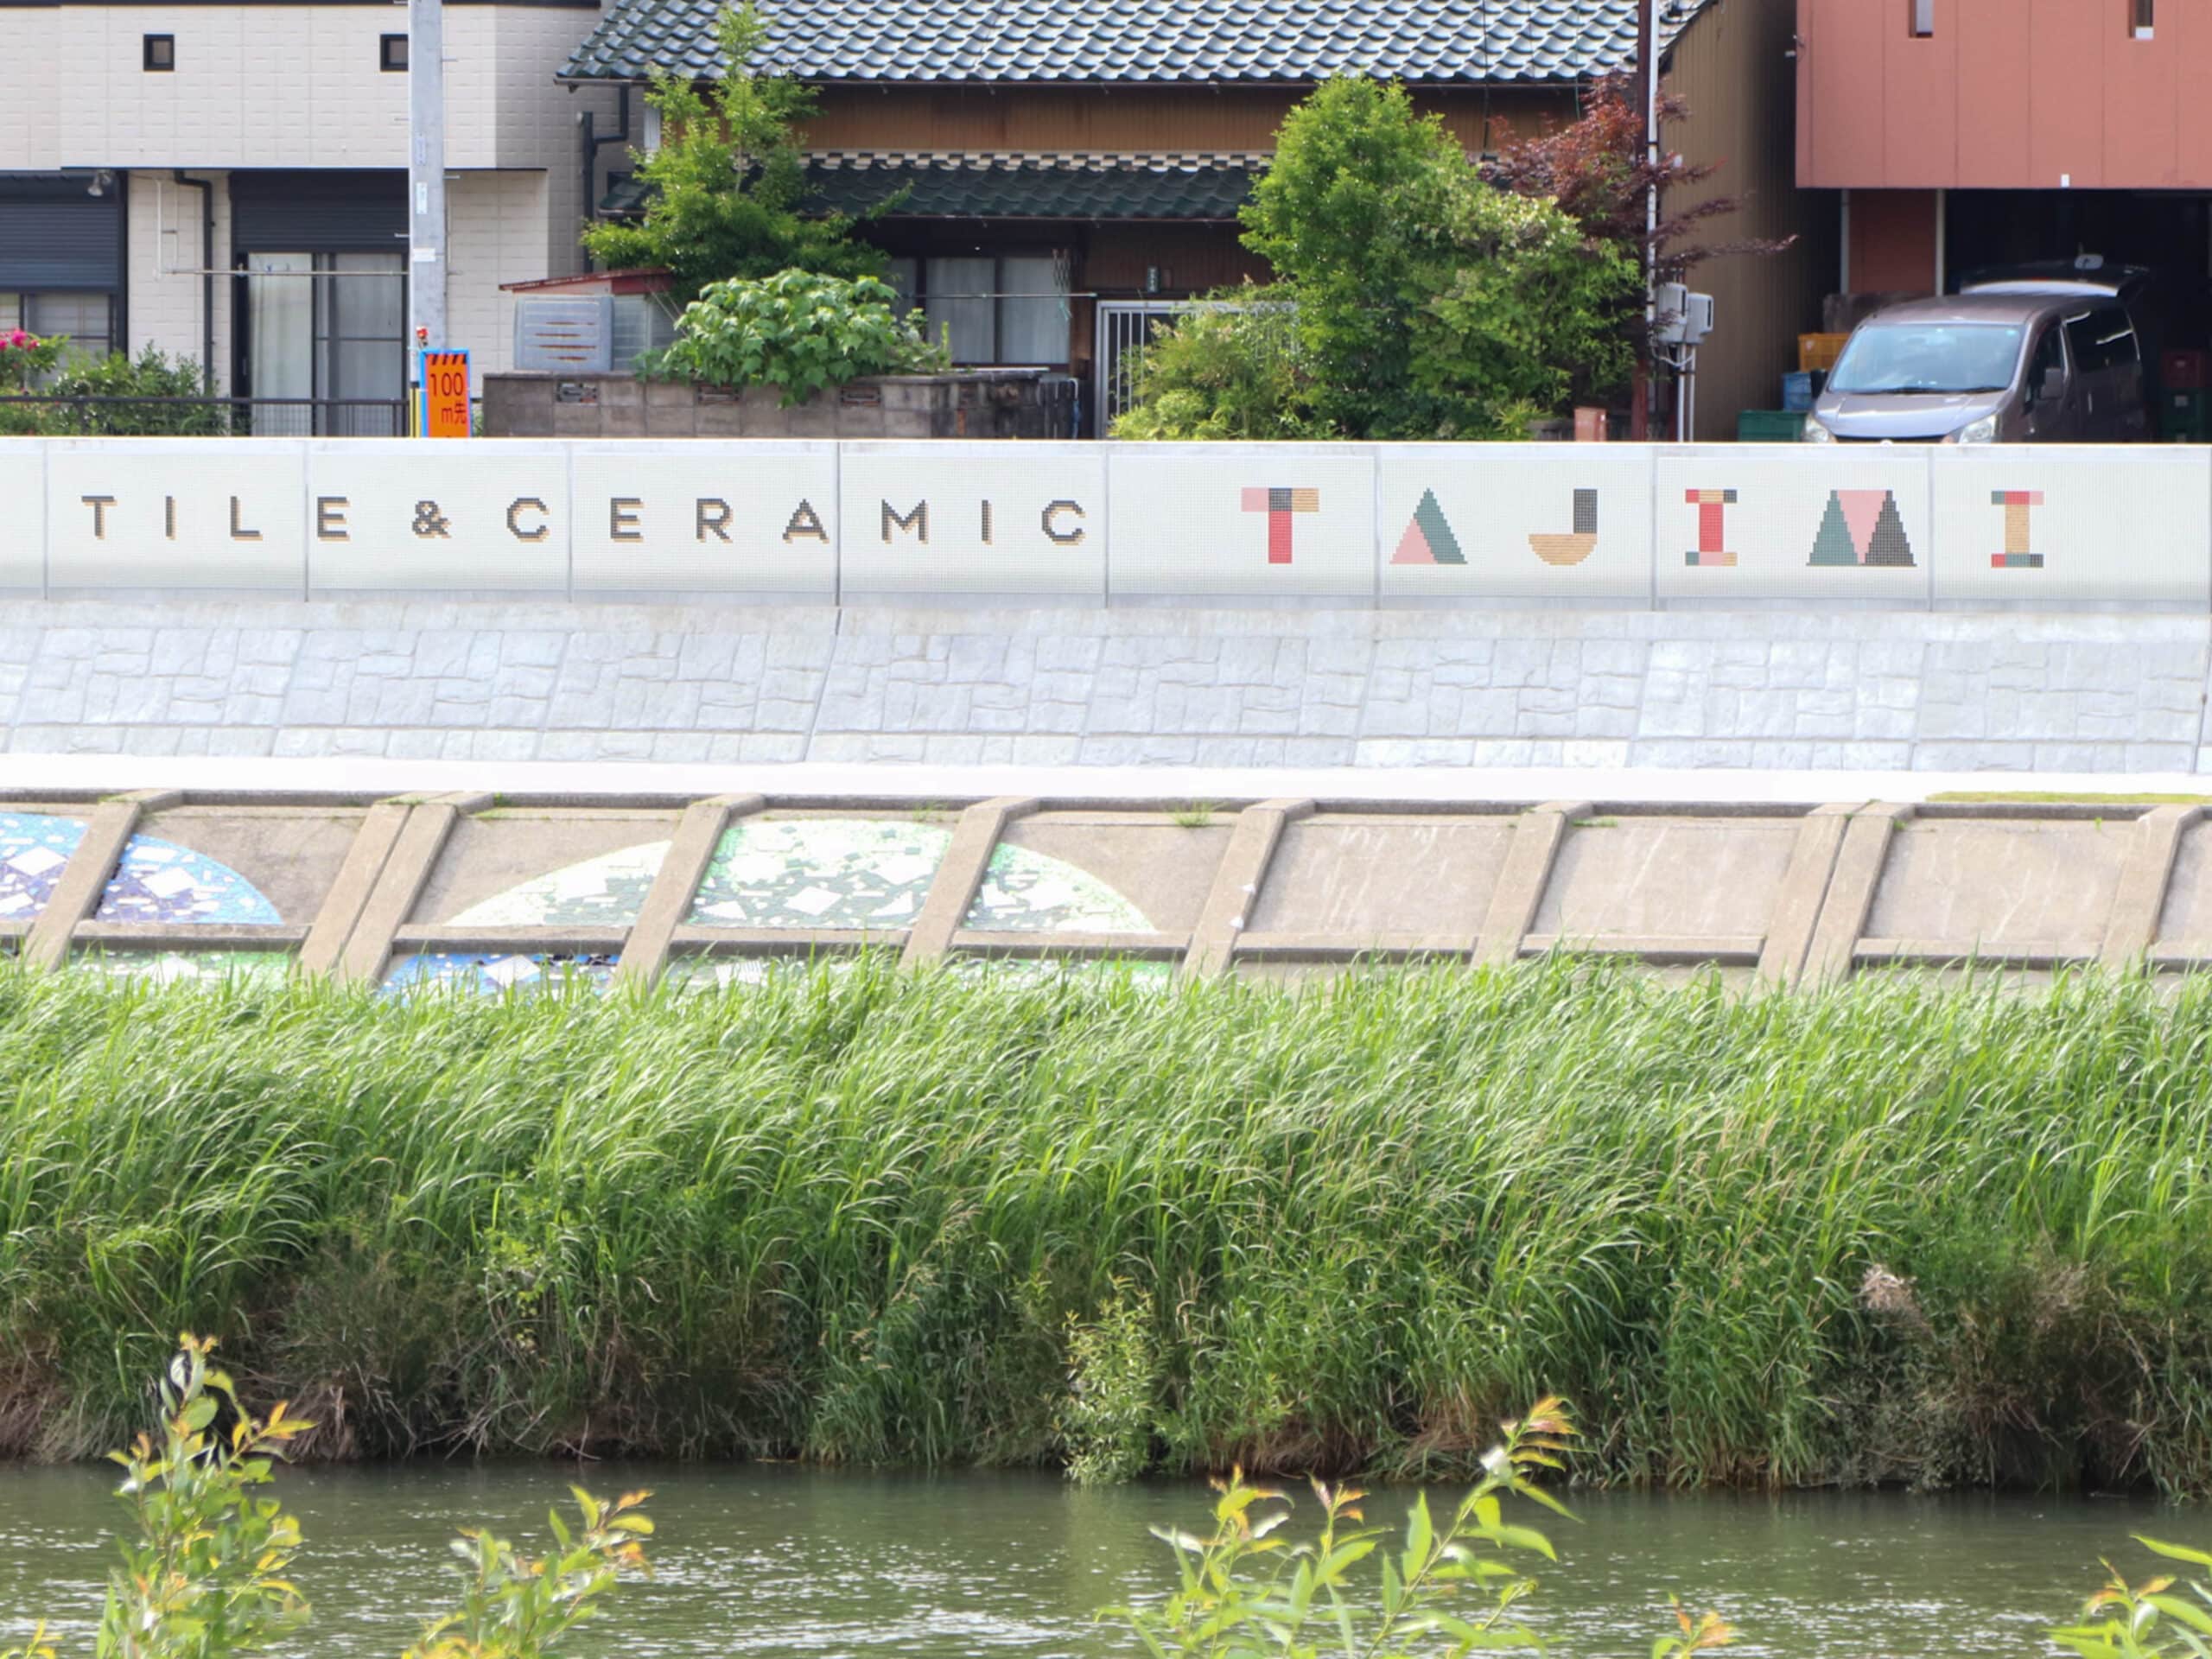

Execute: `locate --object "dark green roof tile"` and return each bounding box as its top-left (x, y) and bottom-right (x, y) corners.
top-left (817, 150), bottom-right (1262, 220)
top-left (599, 150), bottom-right (1262, 220)
top-left (563, 0), bottom-right (1710, 87)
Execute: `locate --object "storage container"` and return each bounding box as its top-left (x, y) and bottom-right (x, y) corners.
top-left (2164, 348), bottom-right (2209, 391)
top-left (1738, 410), bottom-right (1805, 443)
top-left (1799, 333), bottom-right (1849, 372)
top-left (1782, 371), bottom-right (1827, 412)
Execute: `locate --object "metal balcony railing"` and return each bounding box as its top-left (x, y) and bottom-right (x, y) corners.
top-left (0, 396), bottom-right (412, 438)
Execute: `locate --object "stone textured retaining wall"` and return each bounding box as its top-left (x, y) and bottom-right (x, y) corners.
top-left (3, 602), bottom-right (2209, 771)
top-left (481, 370), bottom-right (1078, 440)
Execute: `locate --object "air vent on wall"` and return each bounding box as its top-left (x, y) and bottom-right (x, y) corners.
top-left (513, 296), bottom-right (613, 372)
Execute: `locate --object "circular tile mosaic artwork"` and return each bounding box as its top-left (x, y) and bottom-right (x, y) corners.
top-left (963, 843), bottom-right (1151, 932)
top-left (383, 953), bottom-right (621, 997)
top-left (96, 836), bottom-right (283, 925)
top-left (687, 820), bottom-right (954, 929)
top-left (0, 811), bottom-right (85, 924)
top-left (446, 842), bottom-right (670, 929)
top-left (74, 950), bottom-right (291, 988)
top-left (378, 819), bottom-right (1157, 996)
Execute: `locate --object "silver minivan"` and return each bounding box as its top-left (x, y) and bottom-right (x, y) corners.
top-left (1805, 274), bottom-right (2151, 445)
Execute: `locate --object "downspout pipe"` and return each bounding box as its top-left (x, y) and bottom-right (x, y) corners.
top-left (170, 170), bottom-right (213, 392)
top-left (579, 84), bottom-right (631, 261)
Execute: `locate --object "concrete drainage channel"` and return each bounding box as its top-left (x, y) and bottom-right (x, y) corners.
top-left (1, 790), bottom-right (2204, 992)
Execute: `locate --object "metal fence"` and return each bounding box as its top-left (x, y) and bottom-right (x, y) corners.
top-left (0, 397), bottom-right (410, 438)
top-left (1091, 300), bottom-right (1295, 436)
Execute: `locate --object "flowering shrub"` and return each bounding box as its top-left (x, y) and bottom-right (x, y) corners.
top-left (0, 329), bottom-right (64, 391)
top-left (652, 270), bottom-right (947, 404)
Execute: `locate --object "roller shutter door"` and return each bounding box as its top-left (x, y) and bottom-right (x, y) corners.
top-left (0, 175), bottom-right (124, 290)
top-left (230, 171), bottom-right (407, 251)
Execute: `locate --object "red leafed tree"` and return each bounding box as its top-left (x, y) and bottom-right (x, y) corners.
top-left (1484, 73), bottom-right (1792, 288)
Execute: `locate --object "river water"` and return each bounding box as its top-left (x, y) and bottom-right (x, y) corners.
top-left (0, 1461), bottom-right (2183, 1657)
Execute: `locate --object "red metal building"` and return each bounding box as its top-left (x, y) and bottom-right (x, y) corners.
top-left (1797, 0), bottom-right (2212, 330)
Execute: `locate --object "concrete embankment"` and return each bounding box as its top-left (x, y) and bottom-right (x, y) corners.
top-left (3, 601), bottom-right (2208, 772)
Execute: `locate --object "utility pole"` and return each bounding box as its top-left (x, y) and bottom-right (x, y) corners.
top-left (407, 0), bottom-right (447, 418)
top-left (1630, 0), bottom-right (1656, 441)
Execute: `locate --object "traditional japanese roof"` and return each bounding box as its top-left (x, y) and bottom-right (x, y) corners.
top-left (817, 150), bottom-right (1265, 220)
top-left (563, 0), bottom-right (1710, 87)
top-left (599, 150), bottom-right (1267, 219)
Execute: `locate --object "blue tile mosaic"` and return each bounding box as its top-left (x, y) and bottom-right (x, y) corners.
top-left (0, 811), bottom-right (86, 925)
top-left (77, 950), bottom-right (291, 987)
top-left (384, 953), bottom-right (621, 997)
top-left (95, 836), bottom-right (282, 925)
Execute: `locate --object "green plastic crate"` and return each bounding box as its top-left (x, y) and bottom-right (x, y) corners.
top-left (1738, 410), bottom-right (1804, 443)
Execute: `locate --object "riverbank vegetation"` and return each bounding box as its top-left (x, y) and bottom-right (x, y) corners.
top-left (3, 961), bottom-right (2212, 1494)
top-left (2, 1334), bottom-right (651, 1659)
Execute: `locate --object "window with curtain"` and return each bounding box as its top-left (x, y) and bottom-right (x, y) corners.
top-left (247, 254), bottom-right (315, 404)
top-left (924, 256), bottom-right (995, 364)
top-left (245, 251), bottom-right (404, 433)
top-left (0, 291), bottom-right (112, 385)
top-left (918, 253), bottom-right (1071, 365)
top-left (6, 291), bottom-right (114, 358)
top-left (995, 254), bottom-right (1065, 365)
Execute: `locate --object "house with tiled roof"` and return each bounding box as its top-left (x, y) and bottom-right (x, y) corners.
top-left (562, 0), bottom-right (1832, 437)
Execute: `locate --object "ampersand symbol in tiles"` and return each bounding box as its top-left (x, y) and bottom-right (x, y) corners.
top-left (412, 500), bottom-right (452, 539)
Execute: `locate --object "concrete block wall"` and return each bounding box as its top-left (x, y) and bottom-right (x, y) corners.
top-left (2, 601), bottom-right (2209, 772)
top-left (482, 373), bottom-right (1080, 440)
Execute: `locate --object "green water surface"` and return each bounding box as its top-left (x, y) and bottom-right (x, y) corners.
top-left (0, 1462), bottom-right (2180, 1657)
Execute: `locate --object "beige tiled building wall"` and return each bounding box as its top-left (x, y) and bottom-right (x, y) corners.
top-left (6, 4), bottom-right (615, 389)
top-left (0, 10), bottom-right (63, 169)
top-left (123, 170), bottom-right (235, 384)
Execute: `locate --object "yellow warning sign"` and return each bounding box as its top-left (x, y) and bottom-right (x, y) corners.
top-left (418, 349), bottom-right (471, 438)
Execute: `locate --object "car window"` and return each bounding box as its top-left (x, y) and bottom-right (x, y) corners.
top-left (2028, 327), bottom-right (2065, 397)
top-left (2064, 306), bottom-right (2138, 374)
top-left (1827, 323), bottom-right (2025, 394)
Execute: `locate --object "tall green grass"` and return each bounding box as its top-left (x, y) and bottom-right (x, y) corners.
top-left (3, 959), bottom-right (2210, 1492)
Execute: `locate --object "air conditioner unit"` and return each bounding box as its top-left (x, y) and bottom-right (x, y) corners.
top-left (1654, 285), bottom-right (1716, 346)
top-left (1682, 291), bottom-right (1716, 345)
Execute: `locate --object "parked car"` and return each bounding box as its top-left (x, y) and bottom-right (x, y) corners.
top-left (1805, 262), bottom-right (2151, 444)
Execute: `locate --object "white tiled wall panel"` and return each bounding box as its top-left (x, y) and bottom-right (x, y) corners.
top-left (29, 5), bottom-right (611, 175)
top-left (124, 170), bottom-right (233, 392)
top-left (0, 11), bottom-right (62, 170)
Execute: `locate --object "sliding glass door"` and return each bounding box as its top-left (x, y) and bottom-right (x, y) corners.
top-left (242, 251), bottom-right (404, 434)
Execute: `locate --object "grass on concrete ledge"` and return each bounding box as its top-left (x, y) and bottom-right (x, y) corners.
top-left (2, 958), bottom-right (2210, 1494)
top-left (1924, 791), bottom-right (2212, 805)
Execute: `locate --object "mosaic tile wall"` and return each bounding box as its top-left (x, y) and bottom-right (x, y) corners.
top-left (0, 812), bottom-right (82, 925)
top-left (32, 791), bottom-right (2173, 999)
top-left (383, 953), bottom-right (622, 996)
top-left (688, 820), bottom-right (951, 931)
top-left (965, 844), bottom-right (1150, 932)
top-left (95, 837), bottom-right (282, 926)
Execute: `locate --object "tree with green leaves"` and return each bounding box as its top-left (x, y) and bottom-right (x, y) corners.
top-left (1238, 77), bottom-right (1470, 440)
top-left (1120, 77), bottom-right (1637, 442)
top-left (580, 5), bottom-right (885, 304)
